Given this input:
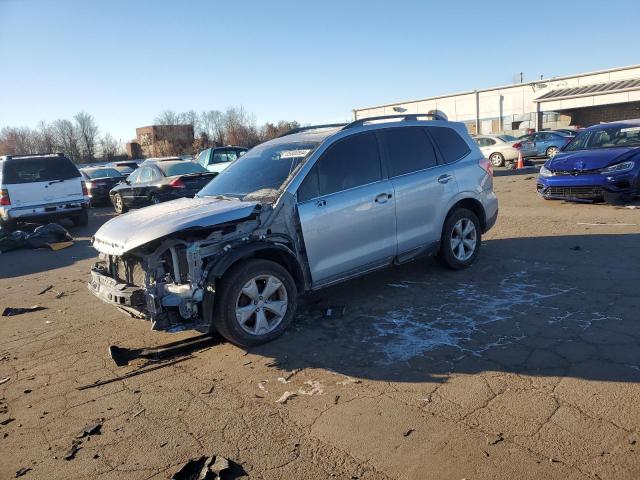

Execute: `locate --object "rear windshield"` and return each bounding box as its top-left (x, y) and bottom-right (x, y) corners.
top-left (497, 135), bottom-right (516, 142)
top-left (84, 168), bottom-right (122, 179)
top-left (2, 157), bottom-right (80, 184)
top-left (157, 161), bottom-right (208, 177)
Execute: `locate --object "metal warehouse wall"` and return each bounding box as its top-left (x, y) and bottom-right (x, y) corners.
top-left (354, 65), bottom-right (640, 135)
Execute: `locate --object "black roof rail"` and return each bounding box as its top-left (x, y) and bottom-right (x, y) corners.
top-left (278, 123), bottom-right (347, 138)
top-left (343, 113), bottom-right (447, 130)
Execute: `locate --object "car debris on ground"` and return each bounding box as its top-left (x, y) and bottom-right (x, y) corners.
top-left (0, 223), bottom-right (73, 253)
top-left (171, 455), bottom-right (230, 480)
top-left (2, 306), bottom-right (46, 317)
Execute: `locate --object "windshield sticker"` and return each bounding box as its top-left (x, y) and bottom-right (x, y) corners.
top-left (279, 149), bottom-right (311, 159)
top-left (620, 126), bottom-right (640, 133)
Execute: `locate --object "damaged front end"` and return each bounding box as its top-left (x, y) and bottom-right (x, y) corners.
top-left (88, 194), bottom-right (305, 332)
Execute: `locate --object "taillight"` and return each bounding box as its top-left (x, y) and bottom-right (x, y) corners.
top-left (85, 181), bottom-right (95, 190)
top-left (81, 181), bottom-right (88, 196)
top-left (479, 157), bottom-right (493, 177)
top-left (0, 189), bottom-right (10, 206)
top-left (169, 178), bottom-right (185, 188)
top-left (512, 142), bottom-right (522, 150)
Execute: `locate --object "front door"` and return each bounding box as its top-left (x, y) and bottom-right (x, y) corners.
top-left (297, 132), bottom-right (397, 286)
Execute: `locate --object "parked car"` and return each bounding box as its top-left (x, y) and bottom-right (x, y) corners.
top-left (552, 129), bottom-right (579, 137)
top-left (196, 146), bottom-right (248, 174)
top-left (109, 159), bottom-right (216, 213)
top-left (108, 161), bottom-right (140, 175)
top-left (537, 119), bottom-right (640, 203)
top-left (474, 134), bottom-right (522, 168)
top-left (0, 153), bottom-right (89, 230)
top-left (80, 167), bottom-right (124, 206)
top-left (518, 131), bottom-right (572, 158)
top-left (89, 114), bottom-right (498, 346)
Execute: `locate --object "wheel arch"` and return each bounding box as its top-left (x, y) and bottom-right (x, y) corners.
top-left (206, 242), bottom-right (306, 292)
top-left (445, 197), bottom-right (487, 233)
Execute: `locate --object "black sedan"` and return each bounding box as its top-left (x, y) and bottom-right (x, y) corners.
top-left (80, 167), bottom-right (124, 206)
top-left (109, 160), bottom-right (216, 214)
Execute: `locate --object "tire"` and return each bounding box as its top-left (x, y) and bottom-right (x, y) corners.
top-left (439, 208), bottom-right (482, 270)
top-left (150, 195), bottom-right (161, 205)
top-left (504, 160), bottom-right (516, 170)
top-left (604, 191), bottom-right (633, 205)
top-left (112, 193), bottom-right (128, 214)
top-left (489, 152), bottom-right (505, 167)
top-left (71, 209), bottom-right (89, 227)
top-left (546, 146), bottom-right (559, 158)
top-left (209, 259), bottom-right (298, 347)
top-left (0, 219), bottom-right (17, 232)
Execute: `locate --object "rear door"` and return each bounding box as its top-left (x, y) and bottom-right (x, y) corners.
top-left (380, 126), bottom-right (453, 254)
top-left (2, 156), bottom-right (83, 208)
top-left (132, 166), bottom-right (155, 205)
top-left (297, 132), bottom-right (397, 286)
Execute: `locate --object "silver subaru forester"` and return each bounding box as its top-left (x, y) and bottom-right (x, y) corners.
top-left (88, 114), bottom-right (498, 346)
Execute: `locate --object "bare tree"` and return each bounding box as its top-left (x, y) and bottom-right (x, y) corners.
top-left (224, 107), bottom-right (260, 147)
top-left (34, 121), bottom-right (56, 153)
top-left (179, 110), bottom-right (200, 134)
top-left (99, 133), bottom-right (120, 160)
top-left (200, 110), bottom-right (226, 146)
top-left (51, 119), bottom-right (81, 161)
top-left (74, 112), bottom-right (99, 162)
top-left (0, 126), bottom-right (37, 155)
top-left (154, 110), bottom-right (181, 125)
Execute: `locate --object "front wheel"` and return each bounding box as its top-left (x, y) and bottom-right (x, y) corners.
top-left (210, 259), bottom-right (298, 347)
top-left (112, 193), bottom-right (128, 214)
top-left (439, 208), bottom-right (482, 270)
top-left (546, 146), bottom-right (559, 158)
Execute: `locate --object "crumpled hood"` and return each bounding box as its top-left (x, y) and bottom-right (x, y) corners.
top-left (93, 196), bottom-right (259, 255)
top-left (548, 147), bottom-right (638, 171)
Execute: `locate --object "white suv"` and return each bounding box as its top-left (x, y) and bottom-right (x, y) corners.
top-left (0, 153), bottom-right (89, 230)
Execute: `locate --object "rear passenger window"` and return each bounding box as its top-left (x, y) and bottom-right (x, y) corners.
top-left (315, 133), bottom-right (381, 196)
top-left (380, 127), bottom-right (437, 177)
top-left (428, 127), bottom-right (471, 163)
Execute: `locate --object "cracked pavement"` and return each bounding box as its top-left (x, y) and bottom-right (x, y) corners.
top-left (1, 173), bottom-right (639, 479)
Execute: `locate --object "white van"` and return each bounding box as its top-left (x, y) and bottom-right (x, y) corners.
top-left (0, 153), bottom-right (89, 230)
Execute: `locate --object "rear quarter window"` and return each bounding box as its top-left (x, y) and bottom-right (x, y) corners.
top-left (2, 157), bottom-right (80, 184)
top-left (428, 127), bottom-right (471, 164)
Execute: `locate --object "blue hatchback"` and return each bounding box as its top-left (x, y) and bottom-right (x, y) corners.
top-left (537, 120), bottom-right (640, 203)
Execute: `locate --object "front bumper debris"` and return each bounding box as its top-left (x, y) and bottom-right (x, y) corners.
top-left (88, 267), bottom-right (148, 318)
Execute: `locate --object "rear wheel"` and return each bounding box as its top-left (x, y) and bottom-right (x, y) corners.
top-left (489, 152), bottom-right (505, 167)
top-left (209, 259), bottom-right (297, 347)
top-left (71, 209), bottom-right (89, 227)
top-left (112, 193), bottom-right (127, 214)
top-left (439, 208), bottom-right (481, 270)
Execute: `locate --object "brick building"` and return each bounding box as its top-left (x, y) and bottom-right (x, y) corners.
top-left (354, 64), bottom-right (640, 135)
top-left (128, 125), bottom-right (194, 158)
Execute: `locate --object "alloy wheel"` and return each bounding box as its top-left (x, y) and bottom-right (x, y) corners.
top-left (235, 275), bottom-right (288, 335)
top-left (450, 218), bottom-right (477, 261)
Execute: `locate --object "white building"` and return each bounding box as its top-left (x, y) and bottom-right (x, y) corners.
top-left (353, 64), bottom-right (640, 135)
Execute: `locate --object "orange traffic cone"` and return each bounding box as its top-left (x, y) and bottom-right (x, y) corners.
top-left (516, 151), bottom-right (525, 169)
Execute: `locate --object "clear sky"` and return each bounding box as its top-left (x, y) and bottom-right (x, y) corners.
top-left (1, 0), bottom-right (638, 142)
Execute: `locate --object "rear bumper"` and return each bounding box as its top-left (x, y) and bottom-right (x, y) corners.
top-left (1, 199), bottom-right (89, 222)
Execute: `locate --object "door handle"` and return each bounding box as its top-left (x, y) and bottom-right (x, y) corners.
top-left (438, 174), bottom-right (454, 184)
top-left (374, 193), bottom-right (392, 204)
top-left (316, 199), bottom-right (326, 207)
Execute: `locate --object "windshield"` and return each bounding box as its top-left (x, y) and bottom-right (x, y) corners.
top-left (198, 141), bottom-right (319, 198)
top-left (565, 125), bottom-right (640, 151)
top-left (158, 161), bottom-right (209, 176)
top-left (497, 135), bottom-right (516, 142)
top-left (85, 168), bottom-right (122, 179)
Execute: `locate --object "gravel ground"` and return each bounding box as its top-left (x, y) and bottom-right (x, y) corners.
top-left (1, 171), bottom-right (639, 480)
